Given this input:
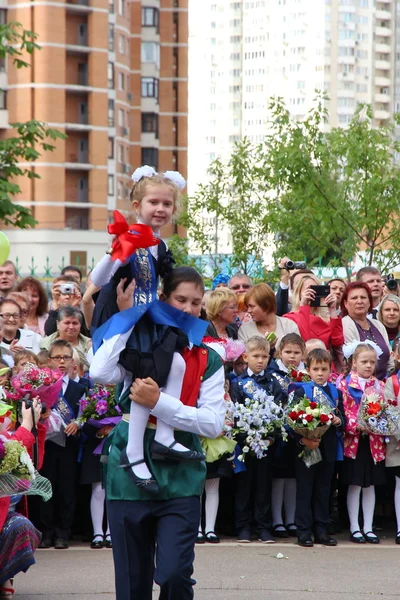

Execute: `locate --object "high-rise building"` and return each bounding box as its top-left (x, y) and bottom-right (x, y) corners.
top-left (188, 0), bottom-right (395, 254)
top-left (3, 0), bottom-right (187, 274)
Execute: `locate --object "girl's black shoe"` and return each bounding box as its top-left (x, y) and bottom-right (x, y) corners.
top-left (151, 440), bottom-right (205, 462)
top-left (104, 535), bottom-right (112, 549)
top-left (349, 530), bottom-right (366, 544)
top-left (119, 449), bottom-right (160, 495)
top-left (91, 535), bottom-right (104, 549)
top-left (273, 524), bottom-right (289, 538)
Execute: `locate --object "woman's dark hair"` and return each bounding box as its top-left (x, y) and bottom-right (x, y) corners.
top-left (16, 277), bottom-right (49, 317)
top-left (340, 282), bottom-right (373, 317)
top-left (162, 267), bottom-right (204, 298)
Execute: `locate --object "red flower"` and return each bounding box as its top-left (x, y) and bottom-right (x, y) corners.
top-left (320, 413), bottom-right (329, 423)
top-left (309, 402), bottom-right (317, 409)
top-left (23, 384), bottom-right (33, 390)
top-left (290, 370), bottom-right (298, 378)
top-left (297, 410), bottom-right (305, 417)
top-left (289, 411), bottom-right (298, 421)
top-left (305, 414), bottom-right (313, 422)
top-left (43, 377), bottom-right (52, 385)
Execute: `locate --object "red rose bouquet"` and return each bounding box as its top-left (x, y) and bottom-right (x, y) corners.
top-left (11, 363), bottom-right (63, 409)
top-left (289, 369), bottom-right (311, 383)
top-left (286, 396), bottom-right (334, 467)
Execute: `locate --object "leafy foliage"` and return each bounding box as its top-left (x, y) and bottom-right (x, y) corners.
top-left (0, 22), bottom-right (66, 228)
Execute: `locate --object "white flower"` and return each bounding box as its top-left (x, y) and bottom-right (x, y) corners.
top-left (311, 409), bottom-right (320, 418)
top-left (305, 407), bottom-right (312, 415)
top-left (20, 450), bottom-right (35, 478)
top-left (243, 446), bottom-right (250, 453)
top-left (163, 170), bottom-right (186, 189)
top-left (131, 165), bottom-right (157, 182)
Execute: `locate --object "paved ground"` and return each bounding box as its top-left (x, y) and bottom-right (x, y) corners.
top-left (13, 536), bottom-right (400, 600)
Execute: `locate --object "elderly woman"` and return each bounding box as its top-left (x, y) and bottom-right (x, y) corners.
top-left (283, 274), bottom-right (344, 350)
top-left (40, 306), bottom-right (92, 370)
top-left (0, 299), bottom-right (41, 355)
top-left (238, 283), bottom-right (299, 346)
top-left (205, 288), bottom-right (238, 339)
top-left (16, 277), bottom-right (49, 337)
top-left (378, 294), bottom-right (400, 347)
top-left (341, 282), bottom-right (393, 379)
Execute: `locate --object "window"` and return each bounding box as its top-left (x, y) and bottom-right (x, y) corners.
top-left (141, 77), bottom-right (159, 99)
top-left (142, 7), bottom-right (159, 28)
top-left (108, 99), bottom-right (115, 127)
top-left (108, 175), bottom-right (114, 195)
top-left (108, 63), bottom-right (114, 89)
top-left (118, 72), bottom-right (125, 91)
top-left (0, 9), bottom-right (7, 24)
top-left (108, 0), bottom-right (114, 13)
top-left (118, 144), bottom-right (124, 163)
top-left (118, 180), bottom-right (124, 199)
top-left (108, 25), bottom-right (114, 52)
top-left (0, 90), bottom-right (7, 110)
top-left (118, 0), bottom-right (125, 16)
top-left (118, 109), bottom-right (124, 127)
top-left (108, 138), bottom-right (114, 159)
top-left (141, 42), bottom-right (160, 68)
top-left (119, 35), bottom-right (125, 54)
top-left (141, 148), bottom-right (158, 169)
top-left (141, 112), bottom-right (159, 136)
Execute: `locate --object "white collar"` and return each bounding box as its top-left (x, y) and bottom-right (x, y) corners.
top-left (247, 368), bottom-right (264, 377)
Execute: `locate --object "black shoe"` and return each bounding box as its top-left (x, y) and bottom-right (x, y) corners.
top-left (151, 440), bottom-right (205, 462)
top-left (298, 536), bottom-right (313, 547)
top-left (396, 532), bottom-right (400, 545)
top-left (258, 529), bottom-right (275, 544)
top-left (286, 523), bottom-right (297, 537)
top-left (363, 531), bottom-right (380, 544)
top-left (314, 534), bottom-right (337, 546)
top-left (237, 529), bottom-right (251, 543)
top-left (90, 534), bottom-right (104, 549)
top-left (349, 530), bottom-right (366, 544)
top-left (205, 531), bottom-right (220, 544)
top-left (118, 449), bottom-right (159, 495)
top-left (38, 537), bottom-right (52, 549)
top-left (104, 535), bottom-right (112, 549)
top-left (273, 524), bottom-right (289, 538)
top-left (196, 532), bottom-right (205, 544)
top-left (54, 538), bottom-right (69, 550)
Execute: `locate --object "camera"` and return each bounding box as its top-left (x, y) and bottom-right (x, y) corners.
top-left (59, 283), bottom-right (75, 295)
top-left (385, 274), bottom-right (398, 292)
top-left (285, 260), bottom-right (307, 270)
top-left (17, 395), bottom-right (46, 420)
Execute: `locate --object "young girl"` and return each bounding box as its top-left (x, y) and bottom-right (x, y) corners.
top-left (269, 333), bottom-right (306, 538)
top-left (89, 267), bottom-right (225, 600)
top-left (339, 341), bottom-right (386, 544)
top-left (384, 336), bottom-right (400, 543)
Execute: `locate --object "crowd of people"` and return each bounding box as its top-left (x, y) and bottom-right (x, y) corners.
top-left (2, 166), bottom-right (400, 599)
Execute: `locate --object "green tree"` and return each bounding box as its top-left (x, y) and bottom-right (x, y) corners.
top-left (183, 139), bottom-right (270, 275)
top-left (0, 22), bottom-right (65, 228)
top-left (263, 95), bottom-right (400, 274)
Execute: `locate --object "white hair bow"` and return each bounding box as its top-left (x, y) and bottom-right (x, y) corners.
top-left (342, 340), bottom-right (383, 360)
top-left (131, 165), bottom-right (157, 182)
top-left (163, 170), bottom-right (186, 190)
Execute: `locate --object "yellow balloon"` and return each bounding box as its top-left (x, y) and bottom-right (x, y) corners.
top-left (0, 232), bottom-right (10, 265)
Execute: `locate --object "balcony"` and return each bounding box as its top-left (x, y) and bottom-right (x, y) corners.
top-left (375, 59), bottom-right (391, 70)
top-left (375, 109), bottom-right (390, 120)
top-left (376, 9), bottom-right (392, 19)
top-left (65, 207), bottom-right (89, 230)
top-left (375, 26), bottom-right (392, 37)
top-left (66, 61), bottom-right (89, 93)
top-left (66, 0), bottom-right (91, 14)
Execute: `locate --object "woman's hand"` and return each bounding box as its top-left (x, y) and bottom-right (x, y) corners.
top-left (325, 292), bottom-right (338, 316)
top-left (300, 287), bottom-right (315, 306)
top-left (301, 437), bottom-right (320, 450)
top-left (332, 415), bottom-right (341, 426)
top-left (116, 278), bottom-right (136, 312)
top-left (21, 397), bottom-right (42, 431)
top-left (10, 339), bottom-right (25, 353)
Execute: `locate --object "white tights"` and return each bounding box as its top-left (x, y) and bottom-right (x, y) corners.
top-left (394, 476), bottom-right (400, 533)
top-left (91, 482), bottom-right (110, 537)
top-left (271, 478), bottom-right (296, 528)
top-left (199, 478), bottom-right (220, 534)
top-left (347, 484), bottom-right (376, 537)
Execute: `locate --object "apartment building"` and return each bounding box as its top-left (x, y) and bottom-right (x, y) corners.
top-left (188, 0), bottom-right (395, 253)
top-left (2, 0), bottom-right (187, 273)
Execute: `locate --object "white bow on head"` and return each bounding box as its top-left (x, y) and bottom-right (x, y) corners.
top-left (342, 339), bottom-right (383, 360)
top-left (131, 166), bottom-right (186, 190)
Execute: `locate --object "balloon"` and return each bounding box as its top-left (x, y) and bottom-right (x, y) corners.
top-left (0, 232), bottom-right (10, 264)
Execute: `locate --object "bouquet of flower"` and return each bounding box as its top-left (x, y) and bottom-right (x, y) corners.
top-left (225, 380), bottom-right (286, 462)
top-left (11, 363), bottom-right (63, 408)
top-left (357, 388), bottom-right (399, 439)
top-left (0, 435), bottom-right (52, 500)
top-left (289, 369), bottom-right (311, 383)
top-left (286, 396), bottom-right (334, 467)
top-left (79, 385), bottom-right (121, 454)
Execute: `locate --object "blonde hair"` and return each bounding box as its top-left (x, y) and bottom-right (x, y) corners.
top-left (6, 291), bottom-right (30, 310)
top-left (14, 350), bottom-right (39, 366)
top-left (245, 335), bottom-right (270, 354)
top-left (378, 294), bottom-right (400, 326)
top-left (206, 287), bottom-right (237, 321)
top-left (129, 174), bottom-right (181, 218)
top-left (305, 338), bottom-right (327, 354)
top-left (291, 274), bottom-right (322, 313)
top-left (244, 283), bottom-right (276, 315)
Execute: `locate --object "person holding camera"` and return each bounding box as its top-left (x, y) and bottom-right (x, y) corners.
top-left (283, 275), bottom-right (344, 350)
top-left (45, 276), bottom-right (90, 338)
top-left (276, 258), bottom-right (313, 317)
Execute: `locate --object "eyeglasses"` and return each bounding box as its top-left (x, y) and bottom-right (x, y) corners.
top-left (230, 284), bottom-right (251, 291)
top-left (49, 355), bottom-right (73, 362)
top-left (0, 313), bottom-right (21, 320)
top-left (20, 309), bottom-right (28, 316)
top-left (225, 305), bottom-right (238, 310)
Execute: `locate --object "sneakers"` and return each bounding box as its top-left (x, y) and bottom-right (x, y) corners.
top-left (237, 529), bottom-right (251, 543)
top-left (258, 529), bottom-right (275, 544)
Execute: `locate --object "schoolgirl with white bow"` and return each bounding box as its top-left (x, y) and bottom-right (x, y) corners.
top-left (338, 340), bottom-right (386, 544)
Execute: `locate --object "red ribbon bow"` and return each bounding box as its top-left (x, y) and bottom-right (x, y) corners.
top-left (107, 210), bottom-right (160, 262)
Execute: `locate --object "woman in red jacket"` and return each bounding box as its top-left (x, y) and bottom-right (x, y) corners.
top-left (284, 274), bottom-right (344, 350)
top-left (0, 399), bottom-right (44, 598)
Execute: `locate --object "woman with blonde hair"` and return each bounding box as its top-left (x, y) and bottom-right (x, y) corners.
top-left (205, 287), bottom-right (238, 339)
top-left (378, 294), bottom-right (400, 347)
top-left (238, 283), bottom-right (299, 346)
top-left (284, 275), bottom-right (344, 349)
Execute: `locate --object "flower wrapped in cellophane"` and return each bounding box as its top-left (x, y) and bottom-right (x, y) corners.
top-left (357, 388), bottom-right (398, 440)
top-left (225, 381), bottom-right (286, 462)
top-left (0, 435), bottom-right (52, 500)
top-left (79, 385), bottom-right (121, 455)
top-left (286, 396), bottom-right (334, 467)
top-left (11, 363), bottom-right (63, 409)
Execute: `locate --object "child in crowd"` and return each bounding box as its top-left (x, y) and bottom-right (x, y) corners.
top-left (384, 336), bottom-right (400, 543)
top-left (305, 339), bottom-right (327, 355)
top-left (13, 349), bottom-right (39, 374)
top-left (268, 333), bottom-right (306, 538)
top-left (339, 341), bottom-right (386, 544)
top-left (38, 339), bottom-right (88, 550)
top-left (37, 349), bottom-right (50, 367)
top-left (290, 348), bottom-right (344, 547)
top-left (230, 335), bottom-right (286, 543)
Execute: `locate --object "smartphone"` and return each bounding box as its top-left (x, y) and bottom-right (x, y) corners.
top-left (310, 284), bottom-right (330, 307)
top-left (265, 331), bottom-right (277, 343)
top-left (59, 283), bottom-right (75, 295)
